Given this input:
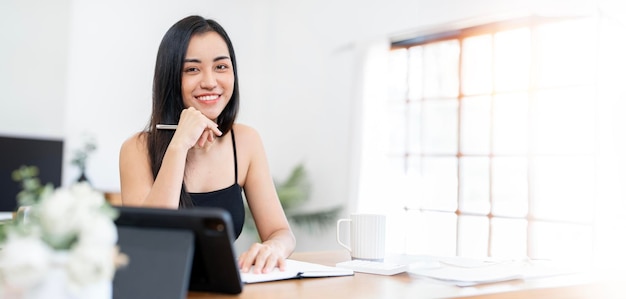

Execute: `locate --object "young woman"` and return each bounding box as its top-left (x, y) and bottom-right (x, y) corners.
top-left (119, 15), bottom-right (295, 274)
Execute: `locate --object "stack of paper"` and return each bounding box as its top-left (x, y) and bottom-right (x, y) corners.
top-left (408, 256), bottom-right (575, 287)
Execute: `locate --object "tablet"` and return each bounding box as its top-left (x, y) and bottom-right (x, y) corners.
top-left (113, 206), bottom-right (243, 297)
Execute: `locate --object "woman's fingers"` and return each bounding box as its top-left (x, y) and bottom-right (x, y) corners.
top-left (238, 243), bottom-right (261, 273)
top-left (253, 246), bottom-right (273, 274)
top-left (237, 243), bottom-right (285, 274)
top-left (175, 107), bottom-right (224, 150)
top-left (208, 123), bottom-right (223, 137)
top-left (197, 130), bottom-right (210, 147)
top-left (262, 254), bottom-right (279, 274)
top-left (276, 256), bottom-right (287, 271)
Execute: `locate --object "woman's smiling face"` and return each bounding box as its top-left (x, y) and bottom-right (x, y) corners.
top-left (181, 31), bottom-right (234, 121)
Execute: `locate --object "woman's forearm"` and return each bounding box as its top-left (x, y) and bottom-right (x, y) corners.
top-left (141, 144), bottom-right (188, 208)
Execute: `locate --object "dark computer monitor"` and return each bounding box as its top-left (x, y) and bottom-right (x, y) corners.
top-left (0, 135), bottom-right (64, 211)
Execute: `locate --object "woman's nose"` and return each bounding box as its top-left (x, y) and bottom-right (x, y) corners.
top-left (200, 72), bottom-right (217, 89)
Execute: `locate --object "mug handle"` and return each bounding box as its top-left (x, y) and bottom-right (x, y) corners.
top-left (336, 218), bottom-right (351, 252)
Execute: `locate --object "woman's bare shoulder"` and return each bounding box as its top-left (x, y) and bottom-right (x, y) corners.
top-left (232, 123), bottom-right (262, 143)
top-left (231, 123), bottom-right (266, 160)
top-left (120, 131), bottom-right (148, 154)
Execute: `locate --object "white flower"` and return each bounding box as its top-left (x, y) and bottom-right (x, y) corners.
top-left (0, 181), bottom-right (124, 293)
top-left (37, 188), bottom-right (81, 240)
top-left (37, 182), bottom-right (108, 248)
top-left (66, 244), bottom-right (115, 287)
top-left (0, 234), bottom-right (52, 288)
top-left (69, 182), bottom-right (106, 209)
top-left (78, 213), bottom-right (118, 247)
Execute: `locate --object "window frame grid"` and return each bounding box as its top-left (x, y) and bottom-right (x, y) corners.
top-left (392, 16), bottom-right (598, 259)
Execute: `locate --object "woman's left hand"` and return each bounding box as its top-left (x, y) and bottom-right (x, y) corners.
top-left (238, 242), bottom-right (286, 274)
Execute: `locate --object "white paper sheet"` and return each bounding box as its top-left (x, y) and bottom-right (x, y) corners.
top-left (408, 257), bottom-right (575, 287)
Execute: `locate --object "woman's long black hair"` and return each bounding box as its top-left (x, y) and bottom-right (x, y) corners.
top-left (147, 16), bottom-right (240, 207)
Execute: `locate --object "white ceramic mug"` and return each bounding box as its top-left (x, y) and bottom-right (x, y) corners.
top-left (336, 213), bottom-right (386, 261)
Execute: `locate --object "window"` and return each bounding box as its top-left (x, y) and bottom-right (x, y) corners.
top-left (368, 15), bottom-right (626, 266)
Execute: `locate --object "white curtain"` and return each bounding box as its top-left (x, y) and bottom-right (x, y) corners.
top-left (346, 38), bottom-right (392, 215)
top-left (347, 39), bottom-right (423, 254)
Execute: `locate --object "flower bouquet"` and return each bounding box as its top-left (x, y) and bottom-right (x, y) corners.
top-left (0, 166), bottom-right (126, 299)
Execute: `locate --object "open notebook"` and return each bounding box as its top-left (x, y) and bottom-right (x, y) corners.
top-left (241, 259), bottom-right (354, 283)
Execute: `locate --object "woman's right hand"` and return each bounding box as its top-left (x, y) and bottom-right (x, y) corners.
top-left (169, 107), bottom-right (223, 150)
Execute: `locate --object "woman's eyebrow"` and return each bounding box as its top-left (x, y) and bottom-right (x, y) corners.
top-left (213, 55), bottom-right (231, 62)
top-left (184, 56), bottom-right (231, 63)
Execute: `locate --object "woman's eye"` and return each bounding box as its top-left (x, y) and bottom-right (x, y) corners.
top-left (184, 67), bottom-right (199, 73)
top-left (216, 64), bottom-right (230, 71)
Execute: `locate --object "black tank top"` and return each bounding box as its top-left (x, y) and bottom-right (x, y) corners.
top-left (189, 131), bottom-right (245, 239)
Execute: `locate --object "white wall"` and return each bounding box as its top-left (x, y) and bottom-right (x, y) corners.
top-left (0, 0), bottom-right (71, 139)
top-left (2, 0), bottom-right (621, 252)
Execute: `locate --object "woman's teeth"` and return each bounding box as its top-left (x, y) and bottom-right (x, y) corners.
top-left (197, 95), bottom-right (218, 101)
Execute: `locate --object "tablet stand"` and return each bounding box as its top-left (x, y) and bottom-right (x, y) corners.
top-left (113, 226), bottom-right (195, 299)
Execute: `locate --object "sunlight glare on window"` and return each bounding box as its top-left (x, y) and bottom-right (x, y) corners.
top-left (422, 99), bottom-right (458, 154)
top-left (388, 102), bottom-right (407, 156)
top-left (388, 49), bottom-right (408, 103)
top-left (531, 156), bottom-right (594, 223)
top-left (420, 157), bottom-right (458, 212)
top-left (423, 40), bottom-right (459, 98)
top-left (491, 218), bottom-right (527, 258)
top-left (408, 46), bottom-right (424, 101)
top-left (382, 16), bottom-right (610, 262)
top-left (492, 157), bottom-right (528, 217)
top-left (460, 96), bottom-right (491, 154)
top-left (494, 28), bottom-right (530, 92)
top-left (531, 222), bottom-right (593, 265)
top-left (408, 101), bottom-right (422, 154)
top-left (462, 35), bottom-right (492, 96)
top-left (536, 19), bottom-right (596, 88)
top-left (459, 157), bottom-right (490, 214)
top-left (458, 215), bottom-right (489, 257)
top-left (404, 210), bottom-right (457, 256)
top-left (388, 49), bottom-right (409, 157)
top-left (493, 93), bottom-right (529, 155)
top-left (532, 87), bottom-right (595, 155)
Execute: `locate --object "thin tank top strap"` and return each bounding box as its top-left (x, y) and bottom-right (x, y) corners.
top-left (230, 129), bottom-right (238, 184)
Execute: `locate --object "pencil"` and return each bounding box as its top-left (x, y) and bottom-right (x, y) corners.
top-left (156, 124), bottom-right (178, 130)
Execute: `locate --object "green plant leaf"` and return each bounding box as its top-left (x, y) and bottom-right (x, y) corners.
top-left (289, 206), bottom-right (343, 233)
top-left (243, 163), bottom-right (343, 235)
top-left (276, 163), bottom-right (311, 210)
